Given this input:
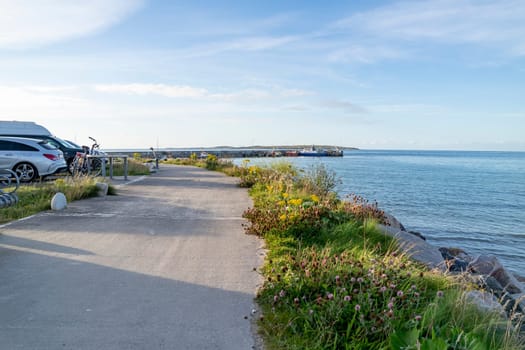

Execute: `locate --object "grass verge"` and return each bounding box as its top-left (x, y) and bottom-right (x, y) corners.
top-left (0, 177), bottom-right (110, 224)
top-left (228, 161), bottom-right (524, 350)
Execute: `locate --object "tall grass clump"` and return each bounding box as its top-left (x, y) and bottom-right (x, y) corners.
top-left (233, 161), bottom-right (523, 350)
top-left (0, 177), bottom-right (106, 224)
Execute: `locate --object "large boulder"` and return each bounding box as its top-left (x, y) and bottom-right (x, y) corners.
top-left (377, 224), bottom-right (445, 271)
top-left (465, 290), bottom-right (506, 318)
top-left (383, 212), bottom-right (406, 231)
top-left (469, 255), bottom-right (524, 295)
top-left (439, 247), bottom-right (472, 272)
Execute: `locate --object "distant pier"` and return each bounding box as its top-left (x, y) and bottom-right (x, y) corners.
top-left (106, 146), bottom-right (352, 159)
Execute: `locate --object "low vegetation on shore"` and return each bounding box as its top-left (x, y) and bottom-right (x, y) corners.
top-left (222, 160), bottom-right (523, 349)
top-left (0, 177), bottom-right (110, 224)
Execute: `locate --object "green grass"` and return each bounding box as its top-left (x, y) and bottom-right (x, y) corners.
top-left (229, 161), bottom-right (524, 350)
top-left (109, 158), bottom-right (151, 176)
top-left (0, 177), bottom-right (111, 224)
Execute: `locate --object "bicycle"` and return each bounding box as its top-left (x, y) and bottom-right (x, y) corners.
top-left (69, 137), bottom-right (106, 177)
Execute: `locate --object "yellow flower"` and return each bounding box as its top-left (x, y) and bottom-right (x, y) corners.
top-left (310, 194), bottom-right (320, 203)
top-left (282, 192), bottom-right (289, 199)
top-left (279, 214), bottom-right (287, 221)
top-left (266, 185), bottom-right (273, 192)
top-left (277, 200), bottom-right (286, 206)
top-left (289, 198), bottom-right (303, 206)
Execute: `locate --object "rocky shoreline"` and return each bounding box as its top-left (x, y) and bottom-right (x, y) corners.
top-left (379, 213), bottom-right (525, 327)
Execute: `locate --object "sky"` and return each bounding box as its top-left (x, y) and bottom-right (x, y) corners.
top-left (0, 0), bottom-right (524, 151)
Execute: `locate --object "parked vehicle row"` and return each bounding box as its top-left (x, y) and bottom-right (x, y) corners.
top-left (0, 121), bottom-right (97, 182)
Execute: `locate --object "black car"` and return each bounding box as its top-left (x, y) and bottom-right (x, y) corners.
top-left (0, 134), bottom-right (82, 168)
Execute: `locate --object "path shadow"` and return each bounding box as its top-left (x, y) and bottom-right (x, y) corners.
top-left (0, 246), bottom-right (259, 350)
top-left (0, 235), bottom-right (94, 255)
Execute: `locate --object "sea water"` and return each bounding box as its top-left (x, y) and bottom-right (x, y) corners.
top-left (237, 150), bottom-right (525, 274)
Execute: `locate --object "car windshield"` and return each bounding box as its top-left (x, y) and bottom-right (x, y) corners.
top-left (39, 140), bottom-right (59, 150)
top-left (64, 139), bottom-right (81, 148)
top-left (53, 136), bottom-right (79, 149)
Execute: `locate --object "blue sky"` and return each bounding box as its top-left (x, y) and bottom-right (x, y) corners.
top-left (0, 0), bottom-right (524, 150)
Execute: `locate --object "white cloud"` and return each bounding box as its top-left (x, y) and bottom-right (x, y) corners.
top-left (0, 85), bottom-right (89, 118)
top-left (335, 0), bottom-right (525, 56)
top-left (94, 83), bottom-right (208, 98)
top-left (0, 0), bottom-right (144, 49)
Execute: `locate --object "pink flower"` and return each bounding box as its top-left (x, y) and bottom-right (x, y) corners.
top-left (355, 304), bottom-right (361, 311)
top-left (415, 315), bottom-right (422, 321)
top-left (357, 277), bottom-right (364, 283)
top-left (397, 290), bottom-right (404, 297)
top-left (327, 293), bottom-right (334, 300)
top-left (437, 291), bottom-right (444, 298)
top-left (344, 295), bottom-right (351, 302)
top-left (335, 275), bottom-right (340, 281)
top-left (279, 290), bottom-right (286, 298)
top-left (273, 295), bottom-right (279, 302)
top-left (380, 286), bottom-right (387, 293)
top-left (388, 302), bottom-right (394, 309)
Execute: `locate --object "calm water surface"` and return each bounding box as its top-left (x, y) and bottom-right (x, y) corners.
top-left (238, 150), bottom-right (525, 274)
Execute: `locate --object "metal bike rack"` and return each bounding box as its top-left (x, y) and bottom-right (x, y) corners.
top-left (87, 155), bottom-right (129, 180)
top-left (0, 169), bottom-right (20, 208)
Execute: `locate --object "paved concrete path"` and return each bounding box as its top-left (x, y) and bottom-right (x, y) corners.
top-left (0, 165), bottom-right (263, 350)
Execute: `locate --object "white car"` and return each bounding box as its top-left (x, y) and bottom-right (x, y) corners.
top-left (0, 137), bottom-right (67, 182)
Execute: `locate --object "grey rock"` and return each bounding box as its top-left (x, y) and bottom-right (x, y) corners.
top-left (377, 224), bottom-right (445, 271)
top-left (470, 255), bottom-right (525, 295)
top-left (439, 247), bottom-right (471, 272)
top-left (465, 290), bottom-right (506, 318)
top-left (484, 276), bottom-right (504, 294)
top-left (446, 258), bottom-right (470, 272)
top-left (408, 230), bottom-right (426, 241)
top-left (95, 182), bottom-right (109, 196)
top-left (383, 212), bottom-right (406, 231)
top-left (512, 293), bottom-right (525, 314)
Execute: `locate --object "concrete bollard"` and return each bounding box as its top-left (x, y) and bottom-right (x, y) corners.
top-left (51, 192), bottom-right (67, 211)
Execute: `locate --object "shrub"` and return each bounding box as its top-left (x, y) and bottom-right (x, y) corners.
top-left (298, 163), bottom-right (341, 199)
top-left (205, 154), bottom-right (219, 170)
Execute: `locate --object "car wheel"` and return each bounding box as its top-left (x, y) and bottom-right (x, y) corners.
top-left (14, 162), bottom-right (39, 182)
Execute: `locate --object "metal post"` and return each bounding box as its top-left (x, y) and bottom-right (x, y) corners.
top-left (109, 157), bottom-right (114, 179)
top-left (124, 156), bottom-right (128, 180)
top-left (101, 157), bottom-right (106, 177)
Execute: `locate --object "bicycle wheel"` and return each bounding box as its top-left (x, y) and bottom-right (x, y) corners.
top-left (70, 156), bottom-right (87, 177)
top-left (89, 158), bottom-right (103, 176)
